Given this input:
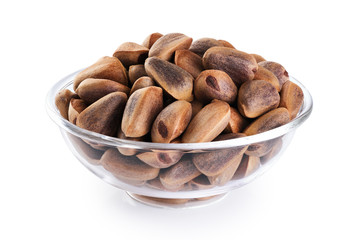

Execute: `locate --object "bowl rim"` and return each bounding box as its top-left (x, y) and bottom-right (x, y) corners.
top-left (46, 69), bottom-right (313, 151)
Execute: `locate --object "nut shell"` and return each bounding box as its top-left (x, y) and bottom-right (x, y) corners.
top-left (259, 61), bottom-right (289, 89)
top-left (203, 47), bottom-right (258, 87)
top-left (55, 89), bottom-right (76, 120)
top-left (100, 148), bottom-right (159, 181)
top-left (159, 156), bottom-right (201, 191)
top-left (237, 80), bottom-right (280, 118)
top-left (76, 92), bottom-right (128, 136)
top-left (142, 32), bottom-right (163, 49)
top-left (113, 42), bottom-right (149, 68)
top-left (174, 49), bottom-right (203, 78)
top-left (148, 33), bottom-right (192, 61)
top-left (181, 100), bottom-right (231, 143)
top-left (145, 57), bottom-right (194, 101)
top-left (73, 56), bottom-right (128, 90)
top-left (194, 69), bottom-right (237, 104)
top-left (68, 98), bottom-right (87, 124)
top-left (279, 81), bottom-right (304, 119)
top-left (151, 100), bottom-right (192, 143)
top-left (189, 38), bottom-right (224, 57)
top-left (76, 78), bottom-right (130, 104)
top-left (243, 107), bottom-right (290, 136)
top-left (121, 86), bottom-right (163, 137)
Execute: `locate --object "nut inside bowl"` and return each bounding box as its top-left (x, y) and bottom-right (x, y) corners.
top-left (46, 69), bottom-right (312, 209)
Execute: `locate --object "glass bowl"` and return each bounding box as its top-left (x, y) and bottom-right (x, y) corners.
top-left (46, 70), bottom-right (313, 208)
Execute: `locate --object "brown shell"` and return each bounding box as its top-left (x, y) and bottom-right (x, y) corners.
top-left (55, 89), bottom-right (76, 119)
top-left (260, 138), bottom-right (283, 165)
top-left (159, 156), bottom-right (201, 191)
top-left (259, 61), bottom-right (289, 89)
top-left (121, 86), bottom-right (163, 137)
top-left (67, 134), bottom-right (104, 166)
top-left (148, 33), bottom-right (192, 61)
top-left (73, 56), bottom-right (128, 90)
top-left (128, 64), bottom-right (148, 85)
top-left (76, 78), bottom-right (130, 104)
top-left (250, 53), bottom-right (266, 63)
top-left (279, 81), bottom-right (304, 119)
top-left (76, 92), bottom-right (128, 136)
top-left (151, 100), bottom-right (192, 143)
top-left (136, 150), bottom-right (183, 168)
top-left (189, 38), bottom-right (224, 57)
top-left (243, 108), bottom-right (290, 136)
top-left (194, 69), bottom-right (238, 104)
top-left (68, 98), bottom-right (87, 124)
top-left (217, 39), bottom-right (235, 49)
top-left (208, 155), bottom-right (241, 186)
top-left (116, 129), bottom-right (148, 156)
top-left (253, 65), bottom-right (281, 92)
top-left (142, 32), bottom-right (163, 49)
top-left (174, 49), bottom-right (203, 78)
top-left (145, 57), bottom-right (194, 101)
top-left (202, 47), bottom-right (258, 87)
top-left (245, 138), bottom-right (280, 157)
top-left (237, 80), bottom-right (280, 118)
top-left (224, 107), bottom-right (249, 133)
top-left (181, 100), bottom-right (231, 143)
top-left (190, 100), bottom-right (204, 119)
top-left (233, 154), bottom-right (260, 179)
top-left (187, 175), bottom-right (213, 190)
top-left (100, 148), bottom-right (159, 181)
top-left (113, 42), bottom-right (149, 68)
top-left (129, 76), bottom-right (155, 95)
top-left (193, 133), bottom-right (247, 176)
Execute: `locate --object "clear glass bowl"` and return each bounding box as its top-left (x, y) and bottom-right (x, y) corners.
top-left (46, 70), bottom-right (313, 208)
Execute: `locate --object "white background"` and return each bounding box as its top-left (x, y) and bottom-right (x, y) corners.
top-left (1, 0), bottom-right (359, 239)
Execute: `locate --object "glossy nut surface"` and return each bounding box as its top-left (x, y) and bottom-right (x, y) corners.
top-left (73, 56), bottom-right (128, 90)
top-left (121, 86), bottom-right (163, 137)
top-left (203, 47), bottom-right (258, 87)
top-left (237, 79), bottom-right (280, 118)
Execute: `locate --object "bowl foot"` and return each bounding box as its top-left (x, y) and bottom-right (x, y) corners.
top-left (126, 192), bottom-right (228, 209)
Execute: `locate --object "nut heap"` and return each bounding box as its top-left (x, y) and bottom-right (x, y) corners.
top-left (55, 32), bottom-right (304, 192)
